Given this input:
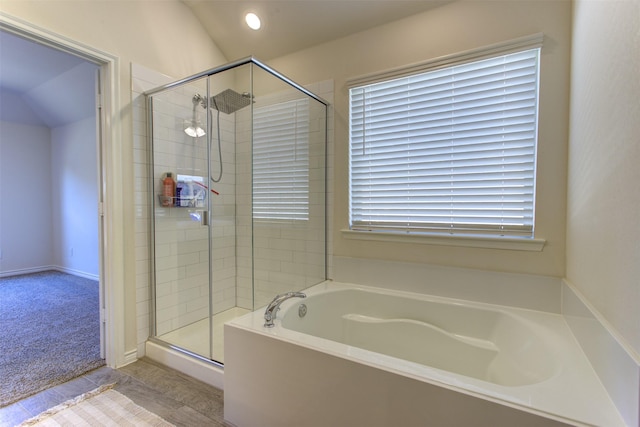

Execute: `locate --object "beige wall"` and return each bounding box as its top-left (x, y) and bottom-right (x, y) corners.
top-left (269, 0), bottom-right (572, 277)
top-left (0, 1), bottom-right (225, 79)
top-left (567, 0), bottom-right (640, 357)
top-left (0, 0), bottom-right (227, 359)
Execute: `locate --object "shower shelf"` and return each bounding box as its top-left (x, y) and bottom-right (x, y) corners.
top-left (157, 195), bottom-right (204, 208)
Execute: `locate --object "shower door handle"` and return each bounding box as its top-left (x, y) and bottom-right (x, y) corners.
top-left (191, 210), bottom-right (209, 226)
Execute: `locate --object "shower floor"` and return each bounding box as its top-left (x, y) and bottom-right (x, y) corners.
top-left (158, 307), bottom-right (250, 364)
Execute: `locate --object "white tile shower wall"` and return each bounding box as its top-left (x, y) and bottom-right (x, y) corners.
top-left (209, 108), bottom-right (238, 317)
top-left (236, 81), bottom-right (333, 310)
top-left (151, 86), bottom-right (237, 336)
top-left (132, 63), bottom-right (173, 356)
top-left (151, 86), bottom-right (205, 336)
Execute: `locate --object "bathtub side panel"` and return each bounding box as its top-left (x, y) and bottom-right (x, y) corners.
top-left (224, 324), bottom-right (571, 427)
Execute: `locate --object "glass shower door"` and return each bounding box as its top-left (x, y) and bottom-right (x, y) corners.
top-left (150, 77), bottom-right (214, 361)
top-left (206, 65), bottom-right (253, 363)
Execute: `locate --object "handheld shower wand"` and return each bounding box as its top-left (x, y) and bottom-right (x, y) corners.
top-left (184, 94), bottom-right (206, 137)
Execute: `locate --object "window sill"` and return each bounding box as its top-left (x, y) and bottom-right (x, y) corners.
top-left (341, 229), bottom-right (546, 252)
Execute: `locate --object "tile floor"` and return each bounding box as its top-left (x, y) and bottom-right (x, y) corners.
top-left (0, 358), bottom-right (227, 427)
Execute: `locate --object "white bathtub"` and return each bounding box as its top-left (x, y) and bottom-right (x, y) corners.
top-left (224, 281), bottom-right (625, 427)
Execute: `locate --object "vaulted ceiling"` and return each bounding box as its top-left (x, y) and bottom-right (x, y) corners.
top-left (183, 0), bottom-right (449, 61)
top-left (0, 31), bottom-right (98, 128)
top-left (0, 1), bottom-right (448, 128)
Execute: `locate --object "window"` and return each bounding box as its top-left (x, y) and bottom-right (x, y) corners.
top-left (349, 41), bottom-right (541, 238)
top-left (253, 98), bottom-right (310, 221)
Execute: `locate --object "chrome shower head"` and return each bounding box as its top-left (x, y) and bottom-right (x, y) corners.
top-left (209, 89), bottom-right (252, 114)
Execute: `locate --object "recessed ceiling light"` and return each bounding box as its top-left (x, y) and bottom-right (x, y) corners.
top-left (245, 12), bottom-right (261, 30)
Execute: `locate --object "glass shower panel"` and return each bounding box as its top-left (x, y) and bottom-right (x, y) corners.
top-left (146, 57), bottom-right (327, 366)
top-left (207, 64), bottom-right (253, 363)
top-left (150, 76), bottom-right (213, 359)
top-left (249, 65), bottom-right (327, 309)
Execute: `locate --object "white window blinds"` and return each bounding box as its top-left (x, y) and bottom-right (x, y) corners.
top-left (253, 99), bottom-right (310, 221)
top-left (349, 48), bottom-right (541, 237)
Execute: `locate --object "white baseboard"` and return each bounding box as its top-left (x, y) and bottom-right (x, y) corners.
top-left (53, 266), bottom-right (99, 281)
top-left (0, 265), bottom-right (99, 281)
top-left (0, 265), bottom-right (56, 278)
top-left (122, 349), bottom-right (138, 367)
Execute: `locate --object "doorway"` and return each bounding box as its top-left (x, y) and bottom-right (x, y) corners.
top-left (0, 16), bottom-right (115, 404)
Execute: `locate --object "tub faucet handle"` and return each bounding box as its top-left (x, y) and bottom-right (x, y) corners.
top-left (264, 291), bottom-right (306, 327)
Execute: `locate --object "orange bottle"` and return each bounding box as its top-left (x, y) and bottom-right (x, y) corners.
top-left (162, 172), bottom-right (175, 206)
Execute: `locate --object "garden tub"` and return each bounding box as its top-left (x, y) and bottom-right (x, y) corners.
top-left (224, 281), bottom-right (625, 426)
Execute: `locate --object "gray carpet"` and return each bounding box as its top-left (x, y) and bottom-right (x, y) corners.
top-left (0, 271), bottom-right (105, 407)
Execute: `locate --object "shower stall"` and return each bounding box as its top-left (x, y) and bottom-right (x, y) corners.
top-left (145, 57), bottom-right (327, 365)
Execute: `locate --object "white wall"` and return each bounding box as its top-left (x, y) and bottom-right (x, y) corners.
top-left (51, 116), bottom-right (99, 278)
top-left (567, 0), bottom-right (640, 358)
top-left (0, 121), bottom-right (52, 274)
top-left (268, 0), bottom-right (572, 278)
top-left (0, 117), bottom-right (98, 278)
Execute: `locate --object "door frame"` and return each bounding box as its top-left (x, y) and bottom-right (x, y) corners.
top-left (0, 12), bottom-right (126, 367)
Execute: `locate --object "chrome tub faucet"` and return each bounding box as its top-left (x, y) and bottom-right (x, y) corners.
top-left (264, 291), bottom-right (306, 327)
